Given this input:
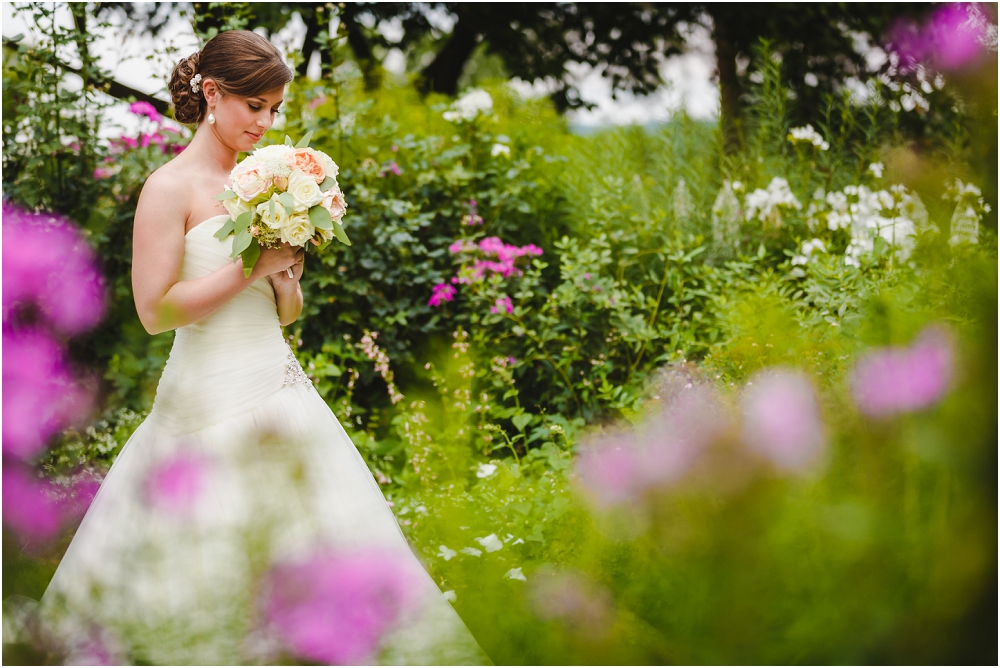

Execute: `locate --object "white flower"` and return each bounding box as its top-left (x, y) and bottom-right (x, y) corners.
top-left (791, 255), bottom-right (809, 266)
top-left (511, 537), bottom-right (524, 545)
top-left (503, 567), bottom-right (526, 582)
top-left (287, 169), bottom-right (324, 212)
top-left (415, 505), bottom-right (428, 515)
top-left (491, 143), bottom-right (511, 158)
top-left (222, 192), bottom-right (253, 219)
top-left (443, 88), bottom-right (493, 122)
top-left (475, 534), bottom-right (503, 553)
top-left (745, 177), bottom-right (801, 225)
top-left (869, 162), bottom-right (885, 179)
top-left (442, 590), bottom-right (457, 602)
top-left (437, 545), bottom-right (457, 561)
top-left (802, 238), bottom-right (827, 255)
top-left (788, 124), bottom-right (829, 150)
top-left (279, 212), bottom-right (316, 246)
top-left (252, 144), bottom-right (296, 178)
top-left (256, 194), bottom-right (290, 231)
top-left (459, 547), bottom-right (482, 557)
top-left (476, 463), bottom-right (497, 478)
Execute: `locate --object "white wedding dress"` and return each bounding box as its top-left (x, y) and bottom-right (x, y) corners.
top-left (39, 214), bottom-right (490, 665)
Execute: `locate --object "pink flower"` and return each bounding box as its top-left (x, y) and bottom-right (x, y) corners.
top-left (428, 283), bottom-right (456, 307)
top-left (740, 369), bottom-right (825, 472)
top-left (887, 3), bottom-right (991, 72)
top-left (2, 202), bottom-right (107, 334)
top-left (850, 325), bottom-right (954, 417)
top-left (144, 451), bottom-right (210, 514)
top-left (574, 433), bottom-right (646, 507)
top-left (261, 547), bottom-right (421, 665)
top-left (93, 167), bottom-right (113, 180)
top-left (490, 295), bottom-right (513, 314)
top-left (3, 330), bottom-right (91, 459)
top-left (2, 466), bottom-right (63, 542)
top-left (128, 101), bottom-right (161, 121)
top-left (529, 570), bottom-right (612, 636)
top-left (307, 94), bottom-right (327, 110)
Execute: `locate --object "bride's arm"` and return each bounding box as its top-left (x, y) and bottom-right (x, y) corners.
top-left (132, 171), bottom-right (302, 335)
top-left (270, 253), bottom-right (304, 326)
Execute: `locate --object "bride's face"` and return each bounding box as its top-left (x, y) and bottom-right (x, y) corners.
top-left (205, 82), bottom-right (284, 151)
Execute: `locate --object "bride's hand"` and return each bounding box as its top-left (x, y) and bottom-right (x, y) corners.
top-left (270, 251), bottom-right (304, 290)
top-left (249, 243), bottom-right (302, 281)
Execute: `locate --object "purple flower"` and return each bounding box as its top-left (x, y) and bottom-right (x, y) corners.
top-left (2, 202), bottom-right (106, 335)
top-left (128, 101), bottom-right (161, 121)
top-left (261, 547), bottom-right (421, 665)
top-left (850, 325), bottom-right (954, 417)
top-left (740, 369), bottom-right (825, 472)
top-left (574, 432), bottom-right (646, 508)
top-left (428, 283), bottom-right (456, 307)
top-left (388, 161), bottom-right (401, 176)
top-left (529, 570), bottom-right (612, 636)
top-left (490, 295), bottom-right (513, 314)
top-left (2, 466), bottom-right (63, 542)
top-left (144, 451), bottom-right (210, 514)
top-left (2, 329), bottom-right (91, 460)
top-left (93, 167), bottom-right (113, 180)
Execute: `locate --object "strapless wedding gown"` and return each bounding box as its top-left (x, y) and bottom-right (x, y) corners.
top-left (39, 214), bottom-right (490, 665)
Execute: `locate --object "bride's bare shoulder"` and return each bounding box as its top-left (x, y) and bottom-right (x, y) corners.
top-left (135, 161), bottom-right (191, 229)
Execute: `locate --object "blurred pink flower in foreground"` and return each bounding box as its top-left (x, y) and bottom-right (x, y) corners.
top-left (575, 383), bottom-right (728, 507)
top-left (2, 467), bottom-right (63, 541)
top-left (261, 548), bottom-right (421, 664)
top-left (143, 451), bottom-right (210, 514)
top-left (850, 325), bottom-right (954, 417)
top-left (2, 202), bottom-right (106, 334)
top-left (887, 3), bottom-right (995, 72)
top-left (529, 569), bottom-right (612, 636)
top-left (2, 330), bottom-right (91, 460)
top-left (740, 369), bottom-right (826, 472)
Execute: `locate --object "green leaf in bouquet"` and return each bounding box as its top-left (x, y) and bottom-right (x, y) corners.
top-left (213, 217), bottom-right (236, 240)
top-left (236, 210), bottom-right (253, 232)
top-left (332, 220), bottom-right (352, 246)
top-left (214, 189), bottom-right (238, 201)
top-left (241, 238), bottom-right (261, 278)
top-left (294, 131), bottom-right (313, 148)
top-left (319, 176), bottom-right (337, 192)
top-left (231, 226), bottom-right (253, 259)
top-left (269, 197), bottom-right (276, 219)
top-left (309, 204), bottom-right (333, 230)
top-left (279, 192), bottom-right (296, 213)
top-left (284, 135), bottom-right (294, 146)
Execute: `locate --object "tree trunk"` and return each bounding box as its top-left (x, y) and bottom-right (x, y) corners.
top-left (710, 10), bottom-right (742, 155)
top-left (297, 5), bottom-right (322, 78)
top-left (341, 4), bottom-right (381, 91)
top-left (417, 8), bottom-right (481, 96)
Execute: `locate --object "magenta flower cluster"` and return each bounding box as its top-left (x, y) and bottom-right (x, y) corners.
top-left (429, 234), bottom-right (543, 308)
top-left (94, 101), bottom-right (186, 180)
top-left (2, 202), bottom-right (107, 544)
top-left (143, 450), bottom-right (212, 515)
top-left (850, 325), bottom-right (954, 417)
top-left (887, 3), bottom-right (992, 73)
top-left (261, 547), bottom-right (422, 664)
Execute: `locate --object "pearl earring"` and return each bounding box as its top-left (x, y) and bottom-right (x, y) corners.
top-left (207, 112), bottom-right (215, 125)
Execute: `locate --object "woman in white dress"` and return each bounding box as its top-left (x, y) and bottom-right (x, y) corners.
top-left (39, 30), bottom-right (490, 666)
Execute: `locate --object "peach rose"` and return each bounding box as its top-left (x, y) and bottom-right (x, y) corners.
top-left (322, 189), bottom-right (348, 222)
top-left (231, 157), bottom-right (270, 200)
top-left (293, 148), bottom-right (326, 185)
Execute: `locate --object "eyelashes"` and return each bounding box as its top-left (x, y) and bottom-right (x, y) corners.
top-left (248, 104), bottom-right (282, 114)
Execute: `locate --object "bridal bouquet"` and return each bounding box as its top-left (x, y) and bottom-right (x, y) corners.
top-left (214, 132), bottom-right (350, 277)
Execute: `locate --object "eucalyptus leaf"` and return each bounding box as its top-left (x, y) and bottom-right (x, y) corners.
top-left (294, 131), bottom-right (314, 148)
top-left (279, 192), bottom-right (296, 213)
top-left (309, 205), bottom-right (333, 231)
top-left (213, 218), bottom-right (236, 240)
top-left (284, 135), bottom-right (293, 146)
top-left (231, 227), bottom-right (252, 259)
top-left (241, 238), bottom-right (261, 278)
top-left (332, 220), bottom-right (351, 246)
top-left (213, 189), bottom-right (238, 201)
top-left (236, 210), bottom-right (253, 231)
top-left (319, 176), bottom-right (337, 192)
top-left (269, 198), bottom-right (275, 219)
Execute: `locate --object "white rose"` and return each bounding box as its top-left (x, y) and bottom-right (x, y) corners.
top-left (230, 157), bottom-right (270, 200)
top-left (255, 194), bottom-right (290, 231)
top-left (222, 194), bottom-right (252, 219)
top-left (280, 212), bottom-right (316, 246)
top-left (287, 168), bottom-right (324, 212)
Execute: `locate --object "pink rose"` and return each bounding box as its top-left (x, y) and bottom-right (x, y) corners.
top-left (323, 190), bottom-right (348, 221)
top-left (293, 148), bottom-right (326, 184)
top-left (231, 158), bottom-right (270, 201)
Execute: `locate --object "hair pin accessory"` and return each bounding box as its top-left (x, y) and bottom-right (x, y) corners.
top-left (190, 73), bottom-right (203, 94)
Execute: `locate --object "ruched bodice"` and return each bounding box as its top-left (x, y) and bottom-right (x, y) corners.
top-left (148, 214), bottom-right (304, 434)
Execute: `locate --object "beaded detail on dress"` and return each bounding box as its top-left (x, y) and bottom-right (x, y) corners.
top-left (282, 348), bottom-right (312, 388)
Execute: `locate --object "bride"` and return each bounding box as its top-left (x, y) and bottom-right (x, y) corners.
top-left (39, 29), bottom-right (490, 666)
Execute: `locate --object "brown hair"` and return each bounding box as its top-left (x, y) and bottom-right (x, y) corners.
top-left (168, 30), bottom-right (293, 125)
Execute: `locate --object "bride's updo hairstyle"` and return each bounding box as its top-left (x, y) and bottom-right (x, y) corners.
top-left (169, 30), bottom-right (293, 125)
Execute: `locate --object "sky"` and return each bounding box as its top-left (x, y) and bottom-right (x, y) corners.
top-left (1, 2), bottom-right (720, 137)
